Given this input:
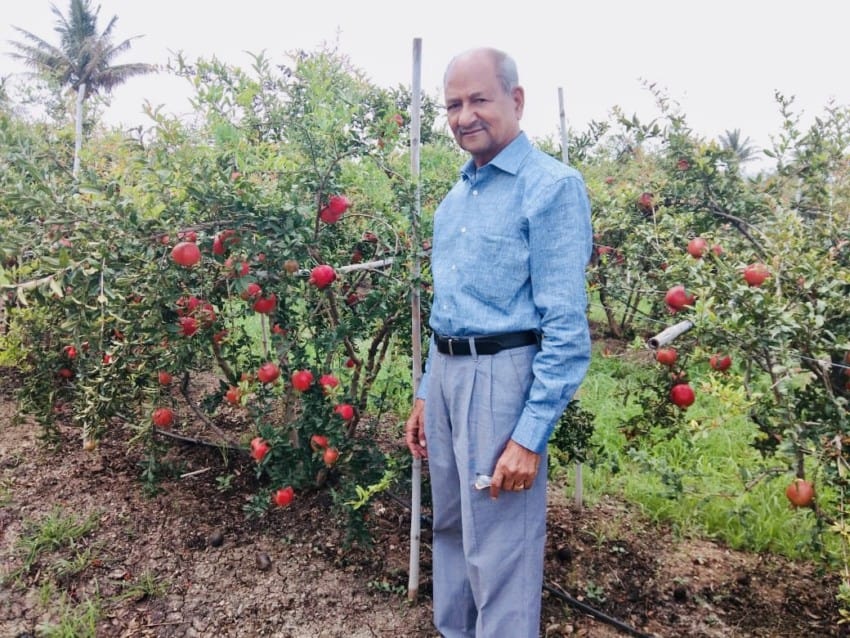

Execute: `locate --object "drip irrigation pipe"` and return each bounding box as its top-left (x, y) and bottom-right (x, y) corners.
top-left (542, 582), bottom-right (654, 638)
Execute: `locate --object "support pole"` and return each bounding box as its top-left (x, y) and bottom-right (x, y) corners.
top-left (558, 86), bottom-right (582, 509)
top-left (407, 37), bottom-right (424, 603)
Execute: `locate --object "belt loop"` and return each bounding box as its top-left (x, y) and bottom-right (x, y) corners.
top-left (468, 336), bottom-right (477, 358)
top-left (447, 338), bottom-right (454, 356)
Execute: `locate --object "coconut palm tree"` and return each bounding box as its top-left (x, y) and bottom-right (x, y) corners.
top-left (719, 128), bottom-right (759, 164)
top-left (8, 0), bottom-right (155, 177)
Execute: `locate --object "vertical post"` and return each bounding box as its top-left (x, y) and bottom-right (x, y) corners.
top-left (558, 86), bottom-right (582, 510)
top-left (558, 87), bottom-right (569, 165)
top-left (407, 37), bottom-right (424, 602)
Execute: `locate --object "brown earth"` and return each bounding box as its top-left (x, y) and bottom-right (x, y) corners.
top-left (0, 369), bottom-right (846, 638)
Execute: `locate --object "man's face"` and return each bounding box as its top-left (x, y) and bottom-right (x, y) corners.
top-left (444, 52), bottom-right (524, 167)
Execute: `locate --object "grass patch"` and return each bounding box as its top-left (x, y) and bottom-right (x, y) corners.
top-left (115, 569), bottom-right (169, 602)
top-left (36, 592), bottom-right (101, 638)
top-left (5, 506), bottom-right (100, 583)
top-left (571, 341), bottom-right (837, 562)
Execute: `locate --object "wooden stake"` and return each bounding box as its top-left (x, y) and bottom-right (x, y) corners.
top-left (407, 37), bottom-right (423, 603)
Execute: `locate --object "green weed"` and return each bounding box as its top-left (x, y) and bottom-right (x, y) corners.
top-left (7, 507), bottom-right (100, 582)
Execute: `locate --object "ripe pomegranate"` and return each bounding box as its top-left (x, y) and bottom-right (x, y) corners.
top-left (250, 437), bottom-right (270, 462)
top-left (212, 229), bottom-right (238, 255)
top-left (333, 404), bottom-right (355, 421)
top-left (224, 257), bottom-right (250, 278)
top-left (252, 294), bottom-right (276, 314)
top-left (310, 434), bottom-right (329, 451)
top-left (319, 195), bottom-right (351, 224)
top-left (158, 370), bottom-right (173, 385)
top-left (272, 486), bottom-right (294, 507)
top-left (171, 241), bottom-right (201, 267)
top-left (309, 264), bottom-right (336, 289)
top-left (687, 237), bottom-right (707, 259)
top-left (179, 316), bottom-right (199, 337)
top-left (257, 362), bottom-right (280, 384)
top-left (176, 294), bottom-right (202, 316)
top-left (241, 282), bottom-right (262, 300)
top-left (664, 285), bottom-right (695, 313)
top-left (669, 383), bottom-right (695, 408)
top-left (709, 354), bottom-right (732, 372)
top-left (319, 374), bottom-right (340, 393)
top-left (152, 407), bottom-right (175, 428)
top-left (655, 348), bottom-right (678, 366)
top-left (785, 478), bottom-right (814, 507)
top-left (58, 367), bottom-right (74, 379)
top-left (225, 386), bottom-right (241, 405)
top-left (291, 369), bottom-right (314, 392)
top-left (323, 447), bottom-right (340, 467)
top-left (63, 345), bottom-right (77, 359)
top-left (743, 263), bottom-right (770, 287)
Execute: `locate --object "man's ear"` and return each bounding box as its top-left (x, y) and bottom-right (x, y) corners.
top-left (512, 86), bottom-right (525, 119)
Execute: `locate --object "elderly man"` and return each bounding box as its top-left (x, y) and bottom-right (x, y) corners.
top-left (405, 47), bottom-right (593, 637)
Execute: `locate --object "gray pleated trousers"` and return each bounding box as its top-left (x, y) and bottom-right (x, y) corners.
top-left (425, 343), bottom-right (546, 638)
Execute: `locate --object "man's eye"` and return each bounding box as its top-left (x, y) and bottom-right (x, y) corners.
top-left (446, 104), bottom-right (460, 111)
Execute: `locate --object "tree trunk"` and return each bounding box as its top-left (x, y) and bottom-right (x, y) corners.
top-left (73, 83), bottom-right (85, 178)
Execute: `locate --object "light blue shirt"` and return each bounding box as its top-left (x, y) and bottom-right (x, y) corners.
top-left (418, 132), bottom-right (593, 454)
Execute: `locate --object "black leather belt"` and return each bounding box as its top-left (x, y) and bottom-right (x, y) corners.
top-left (435, 330), bottom-right (540, 356)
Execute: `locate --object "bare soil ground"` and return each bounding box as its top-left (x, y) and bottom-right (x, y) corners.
top-left (0, 369), bottom-right (846, 638)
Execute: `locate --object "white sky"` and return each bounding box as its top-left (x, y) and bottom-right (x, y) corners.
top-left (2, 0), bottom-right (848, 161)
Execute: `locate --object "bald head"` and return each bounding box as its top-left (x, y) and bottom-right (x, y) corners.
top-left (444, 47), bottom-right (519, 96)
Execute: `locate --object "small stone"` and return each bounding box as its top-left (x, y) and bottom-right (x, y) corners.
top-left (673, 585), bottom-right (688, 602)
top-left (256, 552), bottom-right (272, 571)
top-left (209, 530), bottom-right (224, 547)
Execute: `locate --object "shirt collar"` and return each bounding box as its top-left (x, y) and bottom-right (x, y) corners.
top-left (460, 131), bottom-right (531, 181)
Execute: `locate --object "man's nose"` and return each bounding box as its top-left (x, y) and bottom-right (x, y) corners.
top-left (457, 102), bottom-right (477, 127)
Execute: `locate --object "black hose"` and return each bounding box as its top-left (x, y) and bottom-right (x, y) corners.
top-left (542, 582), bottom-right (654, 638)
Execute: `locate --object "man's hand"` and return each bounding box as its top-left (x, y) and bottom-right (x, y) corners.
top-left (489, 440), bottom-right (540, 499)
top-left (405, 398), bottom-right (427, 459)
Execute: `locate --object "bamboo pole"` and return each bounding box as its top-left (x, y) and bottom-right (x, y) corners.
top-left (407, 37), bottom-right (424, 603)
top-left (558, 87), bottom-right (582, 510)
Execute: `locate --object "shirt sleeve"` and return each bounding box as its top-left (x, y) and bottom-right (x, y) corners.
top-left (510, 175), bottom-right (593, 454)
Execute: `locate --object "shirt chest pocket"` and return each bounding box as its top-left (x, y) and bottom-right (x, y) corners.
top-left (463, 233), bottom-right (529, 304)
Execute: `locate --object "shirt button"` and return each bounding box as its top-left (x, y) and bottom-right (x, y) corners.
top-left (472, 190), bottom-right (478, 196)
top-left (451, 265), bottom-right (456, 271)
top-left (460, 227), bottom-right (466, 233)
